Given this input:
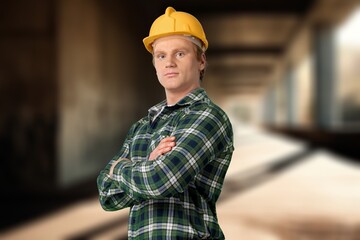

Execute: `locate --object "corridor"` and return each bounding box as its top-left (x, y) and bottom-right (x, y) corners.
top-left (1, 0), bottom-right (360, 239)
top-left (2, 125), bottom-right (360, 239)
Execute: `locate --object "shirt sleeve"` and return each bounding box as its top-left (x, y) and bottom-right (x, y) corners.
top-left (111, 106), bottom-right (233, 202)
top-left (97, 123), bottom-right (139, 211)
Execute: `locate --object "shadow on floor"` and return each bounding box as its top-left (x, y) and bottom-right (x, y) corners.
top-left (219, 145), bottom-right (315, 203)
top-left (0, 178), bottom-right (98, 232)
top-left (64, 145), bottom-right (316, 240)
top-left (65, 217), bottom-right (128, 240)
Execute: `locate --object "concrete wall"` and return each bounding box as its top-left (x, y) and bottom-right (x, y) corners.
top-left (57, 0), bottom-right (163, 187)
top-left (0, 0), bottom-right (164, 191)
top-left (0, 0), bottom-right (57, 191)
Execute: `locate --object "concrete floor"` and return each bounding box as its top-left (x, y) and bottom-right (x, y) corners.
top-left (1, 126), bottom-right (360, 240)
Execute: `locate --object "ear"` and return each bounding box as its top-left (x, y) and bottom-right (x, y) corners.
top-left (199, 53), bottom-right (206, 71)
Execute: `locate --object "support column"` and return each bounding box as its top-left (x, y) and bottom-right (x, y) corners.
top-left (313, 26), bottom-right (338, 129)
top-left (263, 86), bottom-right (276, 126)
top-left (285, 66), bottom-right (297, 127)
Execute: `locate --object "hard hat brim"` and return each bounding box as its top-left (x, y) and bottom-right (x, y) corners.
top-left (143, 32), bottom-right (208, 53)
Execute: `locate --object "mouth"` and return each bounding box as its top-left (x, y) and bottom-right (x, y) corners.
top-left (164, 72), bottom-right (179, 77)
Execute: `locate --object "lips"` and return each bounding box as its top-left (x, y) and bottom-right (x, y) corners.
top-left (164, 72), bottom-right (179, 77)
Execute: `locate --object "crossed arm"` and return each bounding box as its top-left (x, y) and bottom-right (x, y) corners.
top-left (97, 136), bottom-right (175, 211)
top-left (97, 109), bottom-right (231, 211)
top-left (108, 137), bottom-right (175, 177)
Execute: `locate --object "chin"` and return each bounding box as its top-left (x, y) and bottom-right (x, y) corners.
top-left (162, 83), bottom-right (181, 90)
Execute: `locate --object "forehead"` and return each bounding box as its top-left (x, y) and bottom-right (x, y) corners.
top-left (152, 36), bottom-right (195, 52)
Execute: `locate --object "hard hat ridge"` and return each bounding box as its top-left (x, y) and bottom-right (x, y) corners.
top-left (165, 6), bottom-right (175, 16)
top-left (143, 6), bottom-right (208, 53)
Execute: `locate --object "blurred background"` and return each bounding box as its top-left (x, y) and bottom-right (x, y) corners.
top-left (1, 0), bottom-right (360, 239)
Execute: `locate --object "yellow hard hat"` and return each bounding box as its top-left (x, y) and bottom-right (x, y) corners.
top-left (143, 7), bottom-right (208, 53)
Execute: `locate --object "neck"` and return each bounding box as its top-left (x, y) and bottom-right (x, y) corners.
top-left (165, 87), bottom-right (200, 106)
top-left (166, 93), bottom-right (183, 106)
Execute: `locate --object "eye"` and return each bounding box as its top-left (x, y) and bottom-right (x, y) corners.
top-left (176, 51), bottom-right (185, 58)
top-left (156, 54), bottom-right (166, 60)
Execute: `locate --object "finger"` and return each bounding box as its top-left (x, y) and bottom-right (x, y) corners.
top-left (159, 141), bottom-right (175, 150)
top-left (161, 147), bottom-right (172, 155)
top-left (160, 136), bottom-right (176, 143)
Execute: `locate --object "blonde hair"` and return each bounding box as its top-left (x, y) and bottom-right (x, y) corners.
top-left (194, 45), bottom-right (207, 81)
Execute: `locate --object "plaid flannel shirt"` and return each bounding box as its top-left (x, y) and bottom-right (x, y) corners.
top-left (97, 88), bottom-right (234, 239)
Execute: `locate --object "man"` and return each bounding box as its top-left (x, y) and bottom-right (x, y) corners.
top-left (97, 7), bottom-right (234, 239)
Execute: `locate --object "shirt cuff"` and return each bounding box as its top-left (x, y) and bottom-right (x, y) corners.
top-left (109, 158), bottom-right (130, 178)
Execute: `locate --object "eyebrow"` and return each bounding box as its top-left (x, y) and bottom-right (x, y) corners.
top-left (154, 48), bottom-right (190, 55)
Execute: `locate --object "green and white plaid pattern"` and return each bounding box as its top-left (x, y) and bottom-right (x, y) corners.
top-left (97, 88), bottom-right (234, 239)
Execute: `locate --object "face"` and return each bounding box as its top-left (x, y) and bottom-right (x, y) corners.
top-left (152, 36), bottom-right (206, 97)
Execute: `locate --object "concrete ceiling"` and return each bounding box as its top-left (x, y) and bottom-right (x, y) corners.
top-left (144, 0), bottom-right (359, 95)
top-left (197, 0), bottom-right (313, 95)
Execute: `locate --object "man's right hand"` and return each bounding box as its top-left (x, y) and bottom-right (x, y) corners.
top-left (149, 136), bottom-right (176, 161)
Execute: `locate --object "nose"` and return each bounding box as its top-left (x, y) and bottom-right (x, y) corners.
top-left (165, 56), bottom-right (176, 68)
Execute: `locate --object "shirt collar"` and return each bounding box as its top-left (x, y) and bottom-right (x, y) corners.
top-left (148, 88), bottom-right (207, 121)
top-left (176, 87), bottom-right (207, 106)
